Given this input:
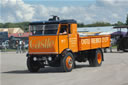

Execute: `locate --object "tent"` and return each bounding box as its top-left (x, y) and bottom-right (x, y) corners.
top-left (111, 31), bottom-right (126, 37)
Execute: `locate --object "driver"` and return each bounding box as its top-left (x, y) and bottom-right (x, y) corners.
top-left (60, 25), bottom-right (68, 35)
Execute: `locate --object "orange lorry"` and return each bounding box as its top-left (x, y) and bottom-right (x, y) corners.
top-left (26, 16), bottom-right (110, 72)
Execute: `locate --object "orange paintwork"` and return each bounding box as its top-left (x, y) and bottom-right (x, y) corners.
top-left (97, 52), bottom-right (102, 64)
top-left (78, 35), bottom-right (111, 51)
top-left (28, 23), bottom-right (110, 55)
top-left (58, 35), bottom-right (68, 54)
top-left (66, 56), bottom-right (73, 69)
top-left (68, 24), bottom-right (78, 52)
top-left (29, 35), bottom-right (59, 54)
top-left (58, 24), bottom-right (78, 53)
top-left (58, 24), bottom-right (68, 54)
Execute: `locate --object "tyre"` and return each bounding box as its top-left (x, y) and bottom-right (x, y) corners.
top-left (27, 57), bottom-right (40, 72)
top-left (88, 49), bottom-right (103, 67)
top-left (123, 49), bottom-right (128, 52)
top-left (103, 48), bottom-right (107, 53)
top-left (61, 52), bottom-right (74, 72)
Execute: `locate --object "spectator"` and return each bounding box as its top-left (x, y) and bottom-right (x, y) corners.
top-left (16, 40), bottom-right (19, 53)
top-left (19, 40), bottom-right (22, 53)
top-left (22, 40), bottom-right (25, 53)
top-left (2, 42), bottom-right (7, 52)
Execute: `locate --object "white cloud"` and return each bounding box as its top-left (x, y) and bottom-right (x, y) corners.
top-left (0, 0), bottom-right (34, 22)
top-left (0, 0), bottom-right (128, 24)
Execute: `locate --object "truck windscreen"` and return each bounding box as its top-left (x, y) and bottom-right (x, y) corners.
top-left (30, 24), bottom-right (58, 35)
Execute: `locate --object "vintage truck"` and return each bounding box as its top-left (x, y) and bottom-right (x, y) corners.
top-left (26, 16), bottom-right (110, 72)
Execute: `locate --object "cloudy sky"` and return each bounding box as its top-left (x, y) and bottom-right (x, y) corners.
top-left (0, 0), bottom-right (128, 24)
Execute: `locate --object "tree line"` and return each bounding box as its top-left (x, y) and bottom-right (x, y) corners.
top-left (78, 14), bottom-right (128, 27)
top-left (0, 22), bottom-right (30, 32)
top-left (78, 22), bottom-right (112, 27)
top-left (0, 14), bottom-right (128, 32)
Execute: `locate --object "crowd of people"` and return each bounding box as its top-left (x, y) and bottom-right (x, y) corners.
top-left (0, 40), bottom-right (27, 53)
top-left (16, 40), bottom-right (26, 53)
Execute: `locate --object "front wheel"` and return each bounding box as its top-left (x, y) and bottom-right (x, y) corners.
top-left (61, 52), bottom-right (74, 72)
top-left (88, 49), bottom-right (103, 67)
top-left (27, 57), bottom-right (40, 72)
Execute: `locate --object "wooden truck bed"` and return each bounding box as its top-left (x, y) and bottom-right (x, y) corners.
top-left (78, 35), bottom-right (111, 51)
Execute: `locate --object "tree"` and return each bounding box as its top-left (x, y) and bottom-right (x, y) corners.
top-left (114, 21), bottom-right (124, 26)
top-left (84, 22), bottom-right (111, 27)
top-left (3, 23), bottom-right (19, 28)
top-left (126, 14), bottom-right (128, 25)
top-left (0, 22), bottom-right (30, 32)
top-left (0, 23), bottom-right (3, 28)
top-left (78, 23), bottom-right (85, 27)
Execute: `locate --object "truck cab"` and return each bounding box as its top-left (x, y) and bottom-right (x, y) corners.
top-left (29, 19), bottom-right (78, 55)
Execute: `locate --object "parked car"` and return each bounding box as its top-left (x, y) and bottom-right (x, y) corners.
top-left (0, 40), bottom-right (9, 51)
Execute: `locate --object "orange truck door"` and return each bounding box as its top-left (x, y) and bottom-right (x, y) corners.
top-left (59, 35), bottom-right (68, 54)
top-left (58, 25), bottom-right (69, 54)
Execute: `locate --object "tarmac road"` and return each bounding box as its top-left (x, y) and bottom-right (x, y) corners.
top-left (1, 51), bottom-right (128, 85)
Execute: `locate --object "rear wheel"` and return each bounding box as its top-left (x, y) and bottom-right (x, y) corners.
top-left (88, 49), bottom-right (103, 67)
top-left (61, 52), bottom-right (74, 72)
top-left (123, 49), bottom-right (128, 52)
top-left (27, 57), bottom-right (40, 72)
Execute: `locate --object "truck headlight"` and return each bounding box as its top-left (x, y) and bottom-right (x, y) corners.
top-left (33, 57), bottom-right (37, 61)
top-left (48, 56), bottom-right (52, 61)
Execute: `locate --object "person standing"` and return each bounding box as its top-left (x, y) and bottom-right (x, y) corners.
top-left (16, 40), bottom-right (19, 53)
top-left (2, 42), bottom-right (6, 52)
top-left (19, 40), bottom-right (22, 53)
top-left (22, 40), bottom-right (25, 53)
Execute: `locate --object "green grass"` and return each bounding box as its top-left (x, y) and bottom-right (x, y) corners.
top-left (1, 49), bottom-right (28, 52)
top-left (112, 45), bottom-right (117, 48)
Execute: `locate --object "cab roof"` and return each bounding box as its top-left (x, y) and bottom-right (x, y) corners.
top-left (29, 19), bottom-right (77, 25)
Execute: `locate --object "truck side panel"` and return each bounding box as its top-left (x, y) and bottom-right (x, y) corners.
top-left (29, 35), bottom-right (59, 54)
top-left (78, 35), bottom-right (110, 51)
top-left (69, 24), bottom-right (78, 52)
top-left (78, 37), bottom-right (91, 51)
top-left (101, 36), bottom-right (111, 48)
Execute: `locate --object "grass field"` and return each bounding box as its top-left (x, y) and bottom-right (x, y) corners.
top-left (0, 48), bottom-right (28, 52)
